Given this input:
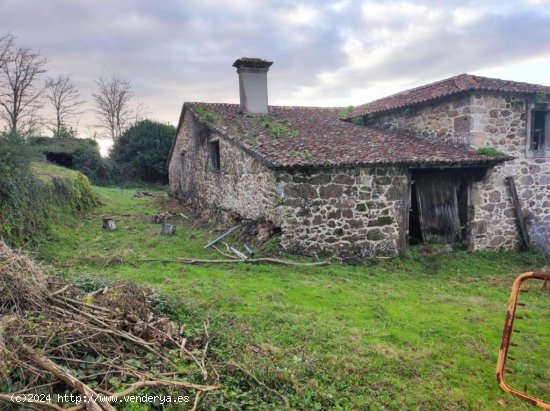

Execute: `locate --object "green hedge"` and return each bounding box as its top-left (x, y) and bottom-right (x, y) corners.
top-left (0, 162), bottom-right (99, 245)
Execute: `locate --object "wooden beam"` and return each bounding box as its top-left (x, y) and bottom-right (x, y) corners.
top-left (505, 176), bottom-right (530, 248)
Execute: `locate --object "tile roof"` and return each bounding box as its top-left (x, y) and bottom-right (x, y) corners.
top-left (185, 102), bottom-right (505, 169)
top-left (348, 74), bottom-right (550, 118)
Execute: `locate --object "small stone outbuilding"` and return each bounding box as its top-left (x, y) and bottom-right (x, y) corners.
top-left (168, 58), bottom-right (550, 258)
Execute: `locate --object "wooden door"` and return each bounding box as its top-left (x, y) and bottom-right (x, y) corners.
top-left (414, 172), bottom-right (461, 244)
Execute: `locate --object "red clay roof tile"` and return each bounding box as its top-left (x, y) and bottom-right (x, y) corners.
top-left (187, 102), bottom-right (504, 169)
top-left (348, 73), bottom-right (550, 118)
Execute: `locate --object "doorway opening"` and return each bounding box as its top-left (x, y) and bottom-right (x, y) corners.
top-left (408, 169), bottom-right (470, 245)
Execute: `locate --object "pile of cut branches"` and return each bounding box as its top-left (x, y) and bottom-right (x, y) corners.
top-left (0, 241), bottom-right (218, 410)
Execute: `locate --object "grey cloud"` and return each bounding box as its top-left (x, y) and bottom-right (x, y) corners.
top-left (0, 0), bottom-right (549, 134)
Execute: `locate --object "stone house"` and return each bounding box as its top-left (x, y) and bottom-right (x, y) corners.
top-left (168, 58), bottom-right (550, 257)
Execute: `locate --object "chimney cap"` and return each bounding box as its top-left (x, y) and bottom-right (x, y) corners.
top-left (232, 57), bottom-right (273, 69)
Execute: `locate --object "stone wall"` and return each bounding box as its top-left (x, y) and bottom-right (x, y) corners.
top-left (367, 95), bottom-right (472, 146)
top-left (169, 116), bottom-right (411, 258)
top-left (276, 166), bottom-right (409, 258)
top-left (368, 93), bottom-right (550, 251)
top-left (467, 94), bottom-right (550, 250)
top-left (169, 93), bottom-right (550, 256)
top-left (168, 111), bottom-right (280, 223)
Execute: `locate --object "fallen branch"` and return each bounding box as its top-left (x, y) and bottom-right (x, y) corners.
top-left (229, 246), bottom-right (248, 261)
top-left (140, 257), bottom-right (330, 267)
top-left (212, 245), bottom-right (238, 260)
top-left (50, 284), bottom-right (70, 296)
top-left (20, 344), bottom-right (114, 411)
top-left (0, 394), bottom-right (79, 411)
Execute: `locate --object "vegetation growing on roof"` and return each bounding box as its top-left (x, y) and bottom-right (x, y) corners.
top-left (194, 104), bottom-right (218, 122)
top-left (290, 150), bottom-right (313, 161)
top-left (255, 117), bottom-right (299, 139)
top-left (475, 146), bottom-right (506, 158)
top-left (338, 105), bottom-right (354, 119)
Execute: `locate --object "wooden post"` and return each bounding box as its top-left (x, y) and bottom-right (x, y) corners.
top-left (505, 176), bottom-right (530, 248)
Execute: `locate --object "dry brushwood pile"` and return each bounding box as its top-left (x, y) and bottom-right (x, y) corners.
top-left (0, 241), bottom-right (219, 410)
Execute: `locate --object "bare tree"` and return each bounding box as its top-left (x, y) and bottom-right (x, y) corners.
top-left (0, 34), bottom-right (14, 70)
top-left (93, 75), bottom-right (133, 141)
top-left (0, 45), bottom-right (48, 135)
top-left (133, 99), bottom-right (149, 124)
top-left (45, 74), bottom-right (84, 137)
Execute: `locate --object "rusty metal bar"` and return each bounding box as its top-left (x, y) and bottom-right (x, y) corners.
top-left (496, 271), bottom-right (550, 409)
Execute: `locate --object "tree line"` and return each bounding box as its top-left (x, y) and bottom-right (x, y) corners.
top-left (0, 33), bottom-right (176, 183)
top-left (0, 33), bottom-right (143, 140)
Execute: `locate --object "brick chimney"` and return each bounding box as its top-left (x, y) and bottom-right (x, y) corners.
top-left (233, 57), bottom-right (273, 115)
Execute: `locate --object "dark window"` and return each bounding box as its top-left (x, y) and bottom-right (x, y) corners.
top-left (531, 111), bottom-right (546, 151)
top-left (208, 141), bottom-right (220, 170)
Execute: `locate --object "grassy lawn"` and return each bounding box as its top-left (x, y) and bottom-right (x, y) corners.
top-left (34, 186), bottom-right (549, 410)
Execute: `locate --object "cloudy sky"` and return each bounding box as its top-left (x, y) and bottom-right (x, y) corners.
top-left (2, 0), bottom-right (550, 151)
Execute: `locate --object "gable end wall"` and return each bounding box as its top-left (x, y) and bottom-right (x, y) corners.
top-left (168, 112), bottom-right (280, 223)
top-left (367, 93), bottom-right (550, 251)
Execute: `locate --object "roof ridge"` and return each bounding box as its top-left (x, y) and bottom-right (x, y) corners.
top-left (347, 73), bottom-right (550, 118)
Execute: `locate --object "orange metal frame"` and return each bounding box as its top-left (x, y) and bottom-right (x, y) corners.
top-left (496, 271), bottom-right (550, 409)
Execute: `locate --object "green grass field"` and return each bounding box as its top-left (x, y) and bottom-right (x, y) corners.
top-left (35, 185), bottom-right (549, 410)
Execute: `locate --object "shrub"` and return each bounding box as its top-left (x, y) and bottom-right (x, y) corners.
top-left (0, 131), bottom-right (33, 177)
top-left (110, 119), bottom-right (176, 182)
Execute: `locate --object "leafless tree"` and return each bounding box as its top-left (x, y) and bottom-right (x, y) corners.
top-left (0, 44), bottom-right (48, 135)
top-left (93, 75), bottom-right (133, 141)
top-left (45, 74), bottom-right (84, 137)
top-left (0, 34), bottom-right (14, 70)
top-left (133, 99), bottom-right (149, 124)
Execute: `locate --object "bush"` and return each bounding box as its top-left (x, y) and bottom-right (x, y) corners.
top-left (110, 120), bottom-right (176, 182)
top-left (0, 131), bottom-right (33, 177)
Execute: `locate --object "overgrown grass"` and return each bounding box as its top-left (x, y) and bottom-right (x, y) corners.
top-left (0, 162), bottom-right (98, 245)
top-left (35, 186), bottom-right (548, 410)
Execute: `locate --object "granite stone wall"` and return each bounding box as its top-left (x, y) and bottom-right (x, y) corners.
top-left (170, 93), bottom-right (550, 257)
top-left (368, 93), bottom-right (550, 251)
top-left (366, 95), bottom-right (472, 146)
top-left (276, 166), bottom-right (409, 257)
top-left (169, 114), bottom-right (411, 257)
top-left (168, 111), bottom-right (280, 223)
top-left (467, 94), bottom-right (550, 250)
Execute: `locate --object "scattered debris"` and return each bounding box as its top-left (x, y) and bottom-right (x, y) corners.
top-left (160, 223), bottom-right (176, 235)
top-left (229, 246), bottom-right (248, 261)
top-left (244, 243), bottom-right (255, 256)
top-left (141, 256), bottom-right (330, 267)
top-left (0, 241), bottom-right (218, 410)
top-left (204, 225), bottom-right (240, 248)
top-left (133, 191), bottom-right (154, 198)
top-left (102, 217), bottom-right (116, 231)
